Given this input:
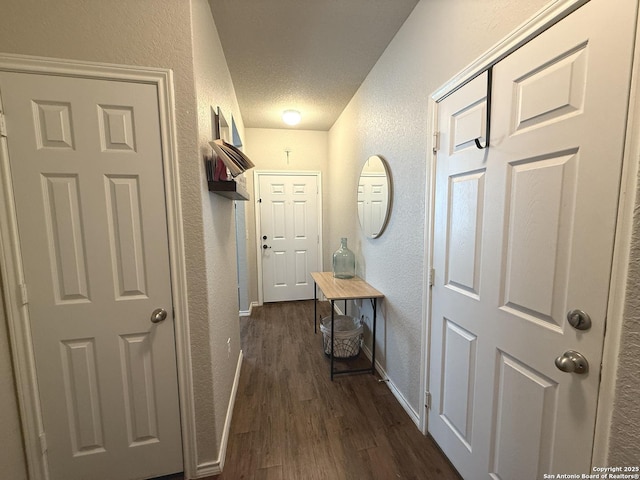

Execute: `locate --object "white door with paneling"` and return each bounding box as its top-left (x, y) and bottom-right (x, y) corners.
top-left (0, 72), bottom-right (182, 480)
top-left (429, 1), bottom-right (635, 477)
top-left (257, 172), bottom-right (321, 303)
top-left (357, 173), bottom-right (388, 238)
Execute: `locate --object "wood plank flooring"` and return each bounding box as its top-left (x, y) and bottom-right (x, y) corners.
top-left (214, 300), bottom-right (461, 480)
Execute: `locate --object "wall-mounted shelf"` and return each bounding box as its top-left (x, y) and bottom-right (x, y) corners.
top-left (208, 179), bottom-right (249, 201)
top-left (206, 106), bottom-right (254, 201)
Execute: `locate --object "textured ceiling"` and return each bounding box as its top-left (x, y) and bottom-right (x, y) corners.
top-left (209, 0), bottom-right (419, 131)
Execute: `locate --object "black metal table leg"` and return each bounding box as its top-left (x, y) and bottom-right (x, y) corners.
top-left (330, 299), bottom-right (335, 380)
top-left (371, 298), bottom-right (377, 375)
top-left (314, 281), bottom-right (317, 333)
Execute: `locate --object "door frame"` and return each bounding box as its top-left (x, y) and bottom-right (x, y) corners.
top-left (0, 54), bottom-right (196, 480)
top-left (420, 0), bottom-right (640, 466)
top-left (253, 170), bottom-right (323, 305)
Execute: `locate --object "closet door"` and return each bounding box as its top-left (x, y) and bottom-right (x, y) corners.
top-left (429, 0), bottom-right (636, 477)
top-left (0, 72), bottom-right (183, 480)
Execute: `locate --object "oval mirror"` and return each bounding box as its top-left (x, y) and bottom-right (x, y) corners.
top-left (357, 155), bottom-right (392, 238)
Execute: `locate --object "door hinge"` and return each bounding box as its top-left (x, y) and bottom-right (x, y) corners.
top-left (39, 432), bottom-right (47, 455)
top-left (425, 391), bottom-right (432, 410)
top-left (432, 131), bottom-right (440, 153)
top-left (0, 112), bottom-right (7, 138)
top-left (429, 268), bottom-right (435, 287)
top-left (18, 283), bottom-right (28, 305)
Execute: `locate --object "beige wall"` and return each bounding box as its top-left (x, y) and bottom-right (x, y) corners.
top-left (191, 0), bottom-right (244, 463)
top-left (245, 128), bottom-right (329, 172)
top-left (608, 203), bottom-right (640, 464)
top-left (0, 0), bottom-right (243, 472)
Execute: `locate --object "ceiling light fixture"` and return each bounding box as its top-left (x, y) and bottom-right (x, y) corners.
top-left (282, 110), bottom-right (301, 126)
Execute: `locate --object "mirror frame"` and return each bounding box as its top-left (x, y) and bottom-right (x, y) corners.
top-left (357, 155), bottom-right (392, 239)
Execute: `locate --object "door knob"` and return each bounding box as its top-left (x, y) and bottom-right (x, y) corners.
top-left (263, 235), bottom-right (268, 240)
top-left (263, 244), bottom-right (271, 250)
top-left (150, 308), bottom-right (168, 324)
top-left (554, 350), bottom-right (589, 374)
top-left (567, 309), bottom-right (592, 331)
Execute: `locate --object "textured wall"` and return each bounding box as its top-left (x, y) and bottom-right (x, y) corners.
top-left (328, 0), bottom-right (550, 415)
top-left (191, 0), bottom-right (245, 464)
top-left (608, 202), bottom-right (640, 464)
top-left (0, 0), bottom-right (240, 471)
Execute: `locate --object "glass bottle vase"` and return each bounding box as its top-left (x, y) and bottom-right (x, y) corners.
top-left (332, 237), bottom-right (355, 279)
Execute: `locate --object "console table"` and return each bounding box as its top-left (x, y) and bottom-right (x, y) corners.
top-left (311, 272), bottom-right (384, 380)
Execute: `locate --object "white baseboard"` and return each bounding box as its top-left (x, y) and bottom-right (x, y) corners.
top-left (193, 349), bottom-right (244, 478)
top-left (239, 301), bottom-right (258, 317)
top-left (219, 349), bottom-right (243, 470)
top-left (194, 460), bottom-right (220, 477)
top-left (361, 344), bottom-right (421, 428)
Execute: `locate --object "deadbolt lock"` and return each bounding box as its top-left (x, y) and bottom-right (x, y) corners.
top-left (567, 309), bottom-right (591, 331)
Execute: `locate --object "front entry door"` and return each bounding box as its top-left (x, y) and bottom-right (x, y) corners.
top-left (429, 0), bottom-right (636, 477)
top-left (0, 72), bottom-right (183, 480)
top-left (257, 172), bottom-right (320, 302)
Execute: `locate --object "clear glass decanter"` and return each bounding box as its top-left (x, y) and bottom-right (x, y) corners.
top-left (332, 237), bottom-right (355, 279)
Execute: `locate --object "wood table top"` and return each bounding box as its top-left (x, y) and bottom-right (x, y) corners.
top-left (311, 272), bottom-right (384, 300)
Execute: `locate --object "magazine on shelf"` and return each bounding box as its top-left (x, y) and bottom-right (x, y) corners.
top-left (208, 139), bottom-right (255, 178)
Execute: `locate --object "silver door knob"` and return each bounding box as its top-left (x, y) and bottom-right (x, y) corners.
top-left (555, 350), bottom-right (589, 374)
top-left (150, 308), bottom-right (168, 324)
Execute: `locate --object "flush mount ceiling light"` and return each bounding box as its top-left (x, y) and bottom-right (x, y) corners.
top-left (282, 110), bottom-right (301, 126)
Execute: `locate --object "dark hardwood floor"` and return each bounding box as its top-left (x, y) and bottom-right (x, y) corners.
top-left (214, 300), bottom-right (461, 480)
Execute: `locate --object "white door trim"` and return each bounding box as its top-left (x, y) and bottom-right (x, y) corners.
top-left (253, 170), bottom-right (323, 305)
top-left (0, 54), bottom-right (196, 480)
top-left (592, 8), bottom-right (640, 463)
top-left (421, 0), bottom-right (640, 467)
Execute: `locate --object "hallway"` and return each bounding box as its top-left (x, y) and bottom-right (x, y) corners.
top-left (215, 300), bottom-right (460, 479)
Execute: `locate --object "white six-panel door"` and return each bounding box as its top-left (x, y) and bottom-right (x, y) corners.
top-left (257, 173), bottom-right (320, 303)
top-left (0, 72), bottom-right (183, 480)
top-left (357, 173), bottom-right (388, 238)
top-left (429, 0), bottom-right (636, 477)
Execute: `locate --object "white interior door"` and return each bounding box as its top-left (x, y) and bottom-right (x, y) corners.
top-left (429, 1), bottom-right (636, 478)
top-left (0, 72), bottom-right (183, 480)
top-left (257, 172), bottom-right (320, 302)
top-left (357, 173), bottom-right (388, 237)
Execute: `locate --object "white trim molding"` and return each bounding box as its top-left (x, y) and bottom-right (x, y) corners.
top-left (194, 350), bottom-right (243, 478)
top-left (239, 301), bottom-right (258, 317)
top-left (419, 88), bottom-right (440, 436)
top-left (360, 344), bottom-right (420, 428)
top-left (593, 2), bottom-right (640, 463)
top-left (0, 53), bottom-right (196, 480)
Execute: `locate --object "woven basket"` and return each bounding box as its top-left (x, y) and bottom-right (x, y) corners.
top-left (320, 315), bottom-right (363, 358)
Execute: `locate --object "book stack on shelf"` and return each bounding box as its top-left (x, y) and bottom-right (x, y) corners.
top-left (205, 139), bottom-right (255, 200)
